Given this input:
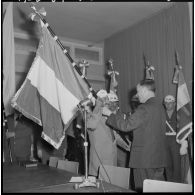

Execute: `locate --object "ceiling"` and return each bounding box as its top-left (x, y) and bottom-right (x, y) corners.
top-left (4, 2), bottom-right (174, 45)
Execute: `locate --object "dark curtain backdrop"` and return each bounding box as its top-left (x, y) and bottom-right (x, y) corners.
top-left (104, 3), bottom-right (192, 113)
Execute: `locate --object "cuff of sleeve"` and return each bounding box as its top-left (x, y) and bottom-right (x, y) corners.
top-left (106, 113), bottom-right (116, 126)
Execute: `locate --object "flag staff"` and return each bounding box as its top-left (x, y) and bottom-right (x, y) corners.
top-left (29, 3), bottom-right (97, 99)
top-left (174, 50), bottom-right (192, 183)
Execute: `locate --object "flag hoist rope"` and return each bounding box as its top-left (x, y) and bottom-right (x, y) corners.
top-left (29, 4), bottom-right (97, 99)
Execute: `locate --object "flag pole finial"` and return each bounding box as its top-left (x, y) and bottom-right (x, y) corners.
top-left (175, 51), bottom-right (182, 69)
top-left (29, 3), bottom-right (46, 21)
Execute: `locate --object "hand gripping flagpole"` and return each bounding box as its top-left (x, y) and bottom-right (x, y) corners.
top-left (29, 3), bottom-right (97, 100)
top-left (29, 3), bottom-right (99, 189)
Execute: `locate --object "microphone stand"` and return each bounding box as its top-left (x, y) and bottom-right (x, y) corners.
top-left (74, 103), bottom-right (99, 189)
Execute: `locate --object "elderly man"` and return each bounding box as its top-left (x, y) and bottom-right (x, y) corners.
top-left (102, 79), bottom-right (167, 192)
top-left (86, 89), bottom-right (118, 177)
top-left (164, 95), bottom-right (181, 182)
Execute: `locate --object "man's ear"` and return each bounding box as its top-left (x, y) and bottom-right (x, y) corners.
top-left (142, 86), bottom-right (148, 95)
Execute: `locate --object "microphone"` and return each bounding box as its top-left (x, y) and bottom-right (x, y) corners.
top-left (79, 98), bottom-right (93, 107)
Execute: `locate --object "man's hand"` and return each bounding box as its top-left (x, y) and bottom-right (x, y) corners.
top-left (102, 106), bottom-right (112, 116)
top-left (95, 97), bottom-right (104, 108)
top-left (114, 131), bottom-right (131, 151)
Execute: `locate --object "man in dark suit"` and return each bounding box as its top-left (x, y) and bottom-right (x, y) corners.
top-left (101, 79), bottom-right (167, 192)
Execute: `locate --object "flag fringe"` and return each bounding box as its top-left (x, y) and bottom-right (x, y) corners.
top-left (12, 103), bottom-right (42, 126)
top-left (41, 111), bottom-right (77, 149)
top-left (176, 122), bottom-right (192, 143)
top-left (11, 55), bottom-right (42, 126)
top-left (41, 131), bottom-right (65, 149)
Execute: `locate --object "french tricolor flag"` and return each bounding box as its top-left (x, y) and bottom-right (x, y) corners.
top-left (12, 25), bottom-right (90, 149)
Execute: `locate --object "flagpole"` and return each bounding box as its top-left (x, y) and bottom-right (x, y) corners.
top-left (3, 105), bottom-right (13, 164)
top-left (107, 59), bottom-right (130, 145)
top-left (29, 3), bottom-right (97, 99)
top-left (186, 135), bottom-right (192, 182)
top-left (174, 51), bottom-right (192, 183)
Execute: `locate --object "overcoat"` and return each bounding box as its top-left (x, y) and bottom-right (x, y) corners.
top-left (87, 107), bottom-right (117, 176)
top-left (106, 97), bottom-right (167, 168)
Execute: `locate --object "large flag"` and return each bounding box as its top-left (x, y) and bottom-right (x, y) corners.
top-left (175, 69), bottom-right (192, 144)
top-left (11, 24), bottom-right (90, 149)
top-left (3, 2), bottom-right (15, 116)
top-left (173, 63), bottom-right (192, 184)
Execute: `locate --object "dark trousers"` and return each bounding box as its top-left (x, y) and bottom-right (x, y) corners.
top-left (165, 136), bottom-right (181, 182)
top-left (65, 135), bottom-right (85, 175)
top-left (133, 167), bottom-right (165, 192)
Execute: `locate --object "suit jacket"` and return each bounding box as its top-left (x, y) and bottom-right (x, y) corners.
top-left (106, 97), bottom-right (167, 169)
